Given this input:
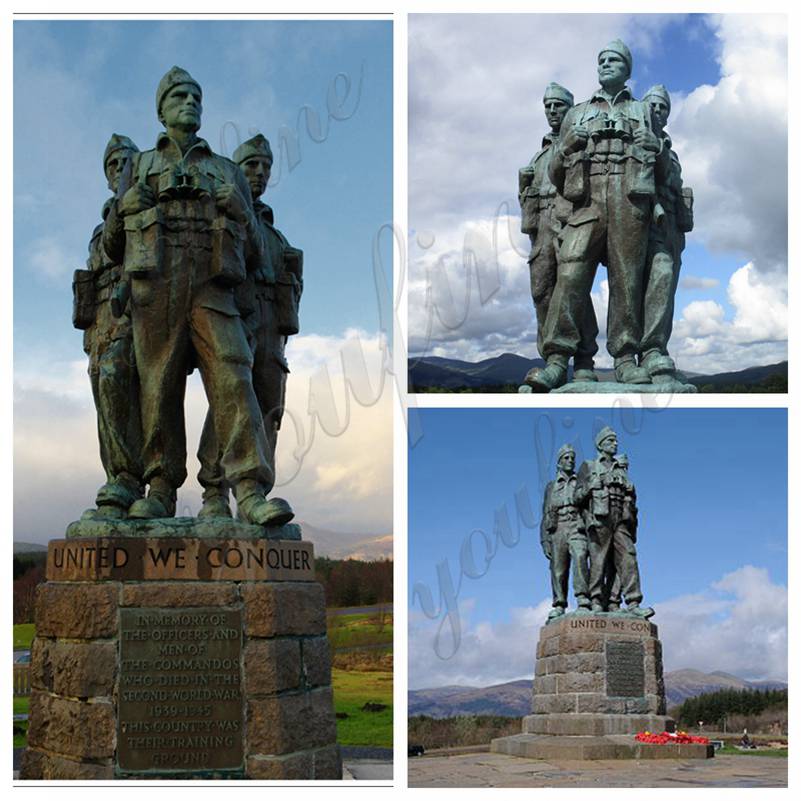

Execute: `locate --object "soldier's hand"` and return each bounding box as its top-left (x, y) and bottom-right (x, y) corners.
top-left (119, 184), bottom-right (157, 217)
top-left (562, 126), bottom-right (589, 155)
top-left (633, 128), bottom-right (659, 152)
top-left (216, 183), bottom-right (249, 224)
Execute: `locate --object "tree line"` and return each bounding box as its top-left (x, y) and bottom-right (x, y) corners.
top-left (315, 557), bottom-right (392, 608)
top-left (676, 687), bottom-right (788, 727)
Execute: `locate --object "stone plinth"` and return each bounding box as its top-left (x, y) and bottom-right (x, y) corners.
top-left (20, 524), bottom-right (342, 780)
top-left (492, 613), bottom-right (712, 761)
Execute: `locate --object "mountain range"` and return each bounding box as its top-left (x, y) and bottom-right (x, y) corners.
top-left (408, 353), bottom-right (787, 391)
top-left (408, 670), bottom-right (788, 718)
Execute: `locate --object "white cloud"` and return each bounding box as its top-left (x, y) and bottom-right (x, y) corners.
top-left (14, 329), bottom-right (392, 543)
top-left (680, 276), bottom-right (720, 290)
top-left (658, 566), bottom-right (787, 682)
top-left (409, 565), bottom-right (787, 690)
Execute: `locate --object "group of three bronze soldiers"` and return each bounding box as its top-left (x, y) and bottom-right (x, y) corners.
top-left (73, 66), bottom-right (301, 525)
top-left (519, 39), bottom-right (694, 391)
top-left (540, 427), bottom-right (652, 620)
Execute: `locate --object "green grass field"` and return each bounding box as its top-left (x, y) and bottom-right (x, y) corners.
top-left (331, 668), bottom-right (392, 748)
top-left (327, 612), bottom-right (393, 651)
top-left (718, 745), bottom-right (788, 757)
top-left (13, 697), bottom-right (30, 748)
top-left (13, 624), bottom-right (35, 649)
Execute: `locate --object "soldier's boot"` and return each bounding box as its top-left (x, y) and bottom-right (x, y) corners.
top-left (525, 355), bottom-right (568, 393)
top-left (235, 480), bottom-right (295, 527)
top-left (640, 349), bottom-right (677, 383)
top-left (198, 487), bottom-right (232, 520)
top-left (591, 598), bottom-right (605, 613)
top-left (575, 594), bottom-right (592, 614)
top-left (81, 474), bottom-right (142, 520)
top-left (547, 606), bottom-right (565, 620)
top-left (128, 477), bottom-right (177, 519)
top-left (626, 601), bottom-right (655, 619)
top-left (614, 356), bottom-right (651, 385)
top-left (607, 602), bottom-right (621, 612)
top-left (572, 356), bottom-right (598, 383)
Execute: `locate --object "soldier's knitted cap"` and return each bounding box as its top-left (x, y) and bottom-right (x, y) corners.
top-left (557, 443), bottom-right (575, 461)
top-left (643, 84), bottom-right (671, 111)
top-left (599, 39), bottom-right (633, 75)
top-left (103, 133), bottom-right (138, 170)
top-left (543, 82), bottom-right (574, 107)
top-left (233, 134), bottom-right (274, 166)
top-left (595, 426), bottom-right (617, 448)
top-left (156, 66), bottom-right (202, 116)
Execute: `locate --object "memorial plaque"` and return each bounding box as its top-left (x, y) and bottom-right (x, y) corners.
top-left (606, 640), bottom-right (645, 698)
top-left (118, 607), bottom-right (244, 773)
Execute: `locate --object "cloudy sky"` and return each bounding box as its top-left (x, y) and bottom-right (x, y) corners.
top-left (13, 20), bottom-right (393, 542)
top-left (408, 408), bottom-right (787, 689)
top-left (407, 13), bottom-right (788, 375)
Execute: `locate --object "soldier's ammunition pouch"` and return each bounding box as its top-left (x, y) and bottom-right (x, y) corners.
top-left (563, 152), bottom-right (587, 204)
top-left (520, 191), bottom-right (540, 235)
top-left (72, 269), bottom-right (95, 330)
top-left (591, 488), bottom-right (609, 518)
top-left (124, 206), bottom-right (163, 278)
top-left (677, 186), bottom-right (694, 233)
top-left (210, 216), bottom-right (246, 286)
top-left (628, 149), bottom-right (656, 200)
top-left (275, 253), bottom-right (301, 336)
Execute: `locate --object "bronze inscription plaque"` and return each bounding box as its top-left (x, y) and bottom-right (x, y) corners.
top-left (118, 607), bottom-right (243, 773)
top-left (606, 640), bottom-right (645, 698)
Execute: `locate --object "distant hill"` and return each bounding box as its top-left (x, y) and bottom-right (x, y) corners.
top-left (13, 542), bottom-right (48, 555)
top-left (409, 670), bottom-right (788, 718)
top-left (409, 353), bottom-right (787, 393)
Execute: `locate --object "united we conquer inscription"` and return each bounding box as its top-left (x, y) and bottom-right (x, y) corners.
top-left (118, 608), bottom-right (243, 772)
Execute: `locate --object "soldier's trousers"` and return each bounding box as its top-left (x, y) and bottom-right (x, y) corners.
top-left (132, 284), bottom-right (272, 492)
top-left (85, 302), bottom-right (142, 491)
top-left (529, 221), bottom-right (599, 366)
top-left (198, 292), bottom-right (288, 495)
top-left (588, 520), bottom-right (643, 607)
top-left (549, 524), bottom-right (589, 608)
top-left (542, 173), bottom-right (650, 361)
top-left (642, 222), bottom-right (684, 356)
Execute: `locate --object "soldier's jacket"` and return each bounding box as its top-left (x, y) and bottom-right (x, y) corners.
top-left (654, 140), bottom-right (694, 235)
top-left (540, 471), bottom-right (583, 553)
top-left (103, 133), bottom-right (264, 319)
top-left (549, 87), bottom-right (669, 206)
top-left (519, 133), bottom-right (557, 236)
top-left (576, 455), bottom-right (634, 530)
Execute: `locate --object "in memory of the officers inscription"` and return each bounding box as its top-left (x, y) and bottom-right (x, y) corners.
top-left (605, 640), bottom-right (645, 698)
top-left (118, 607), bottom-right (244, 773)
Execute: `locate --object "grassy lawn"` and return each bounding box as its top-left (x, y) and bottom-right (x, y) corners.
top-left (327, 612), bottom-right (393, 651)
top-left (718, 745), bottom-right (788, 757)
top-left (332, 668), bottom-right (392, 748)
top-left (14, 697), bottom-right (30, 749)
top-left (13, 624), bottom-right (36, 649)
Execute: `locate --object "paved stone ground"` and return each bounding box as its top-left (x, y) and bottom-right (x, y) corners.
top-left (343, 759), bottom-right (393, 780)
top-left (408, 752), bottom-right (787, 788)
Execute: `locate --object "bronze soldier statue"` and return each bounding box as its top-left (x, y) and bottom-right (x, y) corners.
top-left (576, 427), bottom-right (653, 617)
top-left (640, 85), bottom-right (694, 382)
top-left (73, 134), bottom-right (143, 519)
top-left (541, 443), bottom-right (591, 619)
top-left (519, 83), bottom-right (598, 385)
top-left (103, 66), bottom-right (286, 525)
top-left (197, 134), bottom-right (302, 522)
top-left (531, 40), bottom-right (666, 391)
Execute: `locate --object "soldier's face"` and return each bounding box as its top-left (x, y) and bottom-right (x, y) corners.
top-left (600, 436), bottom-right (618, 456)
top-left (597, 52), bottom-right (629, 88)
top-left (161, 83), bottom-right (203, 132)
top-left (558, 452), bottom-right (575, 473)
top-left (543, 99), bottom-right (570, 131)
top-left (104, 152), bottom-right (130, 193)
top-left (241, 157), bottom-right (272, 200)
top-left (648, 98), bottom-right (670, 129)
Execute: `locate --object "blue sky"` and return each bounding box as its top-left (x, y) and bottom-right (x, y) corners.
top-left (13, 20), bottom-right (394, 541)
top-left (409, 408), bottom-right (787, 688)
top-left (408, 14), bottom-right (787, 375)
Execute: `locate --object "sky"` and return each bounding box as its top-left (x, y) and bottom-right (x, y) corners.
top-left (13, 20), bottom-right (394, 542)
top-left (407, 13), bottom-right (788, 376)
top-left (408, 408), bottom-right (788, 689)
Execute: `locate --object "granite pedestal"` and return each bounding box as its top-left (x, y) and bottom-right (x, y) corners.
top-left (20, 519), bottom-right (342, 780)
top-left (492, 613), bottom-right (713, 760)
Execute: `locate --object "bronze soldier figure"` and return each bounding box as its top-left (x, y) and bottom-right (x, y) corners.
top-left (576, 427), bottom-right (653, 617)
top-left (532, 40), bottom-right (665, 391)
top-left (519, 83), bottom-right (599, 385)
top-left (541, 443), bottom-right (591, 619)
top-left (640, 85), bottom-right (694, 382)
top-left (197, 134), bottom-right (302, 523)
top-left (103, 66), bottom-right (285, 525)
top-left (73, 134), bottom-right (143, 519)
